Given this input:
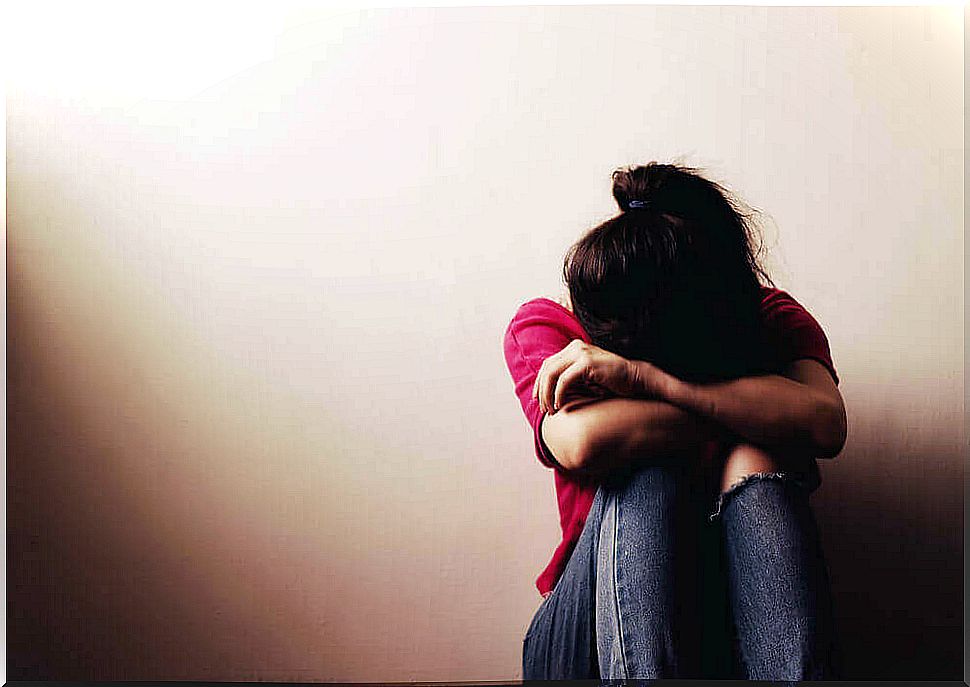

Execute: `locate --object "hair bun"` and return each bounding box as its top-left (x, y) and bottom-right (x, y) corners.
top-left (611, 162), bottom-right (679, 213)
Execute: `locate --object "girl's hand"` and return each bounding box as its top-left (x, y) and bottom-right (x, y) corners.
top-left (532, 339), bottom-right (667, 414)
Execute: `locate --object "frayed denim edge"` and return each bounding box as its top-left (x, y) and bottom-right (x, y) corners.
top-left (708, 471), bottom-right (790, 522)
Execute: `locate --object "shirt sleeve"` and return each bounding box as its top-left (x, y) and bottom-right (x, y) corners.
top-left (760, 289), bottom-right (839, 386)
top-left (503, 299), bottom-right (591, 469)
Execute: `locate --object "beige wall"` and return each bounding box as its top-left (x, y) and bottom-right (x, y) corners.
top-left (5, 3), bottom-right (964, 681)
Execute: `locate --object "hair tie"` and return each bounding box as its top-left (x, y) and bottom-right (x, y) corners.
top-left (628, 200), bottom-right (648, 209)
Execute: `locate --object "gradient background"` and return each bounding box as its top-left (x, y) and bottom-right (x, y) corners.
top-left (5, 2), bottom-right (965, 681)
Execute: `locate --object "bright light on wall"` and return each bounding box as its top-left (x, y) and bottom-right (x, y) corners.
top-left (5, 2), bottom-right (369, 107)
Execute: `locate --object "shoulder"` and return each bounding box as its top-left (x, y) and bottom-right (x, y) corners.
top-left (506, 297), bottom-right (587, 338)
top-left (759, 284), bottom-right (803, 310)
top-left (503, 296), bottom-right (591, 373)
top-left (758, 285), bottom-right (826, 329)
top-left (512, 296), bottom-right (575, 318)
top-left (757, 285), bottom-right (839, 385)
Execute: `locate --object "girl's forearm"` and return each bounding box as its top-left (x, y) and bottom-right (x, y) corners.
top-left (542, 396), bottom-right (730, 479)
top-left (654, 368), bottom-right (843, 458)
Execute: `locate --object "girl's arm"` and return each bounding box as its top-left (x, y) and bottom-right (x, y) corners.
top-left (506, 302), bottom-right (727, 479)
top-left (655, 358), bottom-right (847, 460)
top-left (537, 340), bottom-right (847, 465)
top-left (539, 395), bottom-right (729, 479)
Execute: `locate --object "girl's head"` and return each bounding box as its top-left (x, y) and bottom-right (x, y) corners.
top-left (564, 162), bottom-right (773, 382)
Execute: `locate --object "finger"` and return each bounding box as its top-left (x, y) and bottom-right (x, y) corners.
top-left (537, 340), bottom-right (585, 411)
top-left (534, 360), bottom-right (549, 413)
top-left (552, 361), bottom-right (589, 413)
top-left (538, 350), bottom-right (576, 414)
top-left (547, 360), bottom-right (587, 413)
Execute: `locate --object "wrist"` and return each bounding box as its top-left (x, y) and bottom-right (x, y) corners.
top-left (654, 364), bottom-right (686, 403)
top-left (663, 373), bottom-right (714, 418)
top-left (628, 360), bottom-right (678, 400)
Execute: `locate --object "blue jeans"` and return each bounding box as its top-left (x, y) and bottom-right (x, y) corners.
top-left (521, 462), bottom-right (842, 680)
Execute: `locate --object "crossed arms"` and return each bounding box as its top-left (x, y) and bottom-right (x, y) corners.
top-left (535, 340), bottom-right (847, 480)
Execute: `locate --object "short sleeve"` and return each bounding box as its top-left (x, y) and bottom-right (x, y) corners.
top-left (503, 298), bottom-right (591, 469)
top-left (760, 288), bottom-right (839, 386)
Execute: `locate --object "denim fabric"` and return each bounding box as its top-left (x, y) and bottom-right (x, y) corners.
top-left (718, 473), bottom-right (843, 680)
top-left (521, 463), bottom-right (841, 681)
top-left (521, 485), bottom-right (607, 679)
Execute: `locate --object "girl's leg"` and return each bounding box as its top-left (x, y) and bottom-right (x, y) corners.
top-left (594, 463), bottom-right (703, 679)
top-left (714, 445), bottom-right (842, 680)
top-left (522, 485), bottom-right (608, 680)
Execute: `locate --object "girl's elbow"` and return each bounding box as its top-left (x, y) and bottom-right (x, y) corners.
top-left (555, 448), bottom-right (588, 473)
top-left (562, 432), bottom-right (604, 474)
top-left (813, 401), bottom-right (848, 459)
top-left (560, 429), bottom-right (623, 478)
top-left (543, 415), bottom-right (598, 473)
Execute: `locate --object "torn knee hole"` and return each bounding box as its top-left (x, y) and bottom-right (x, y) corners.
top-left (720, 470), bottom-right (788, 496)
top-left (709, 471), bottom-right (790, 522)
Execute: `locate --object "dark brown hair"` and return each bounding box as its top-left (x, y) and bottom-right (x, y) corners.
top-left (564, 162), bottom-right (775, 382)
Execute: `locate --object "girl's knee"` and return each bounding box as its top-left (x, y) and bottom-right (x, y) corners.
top-left (720, 443), bottom-right (780, 494)
top-left (709, 444), bottom-right (811, 523)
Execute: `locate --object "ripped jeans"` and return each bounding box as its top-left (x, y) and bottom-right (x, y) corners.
top-left (522, 460), bottom-right (842, 680)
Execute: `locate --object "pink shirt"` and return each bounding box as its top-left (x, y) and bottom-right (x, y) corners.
top-left (503, 286), bottom-right (839, 597)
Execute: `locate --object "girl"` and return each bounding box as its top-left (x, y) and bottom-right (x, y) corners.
top-left (503, 162), bottom-right (846, 680)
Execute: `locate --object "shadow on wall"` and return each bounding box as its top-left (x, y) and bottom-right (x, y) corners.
top-left (813, 408), bottom-right (963, 680)
top-left (5, 240), bottom-right (437, 681)
top-left (5, 246), bottom-right (326, 680)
